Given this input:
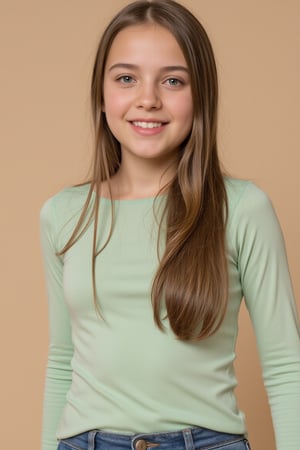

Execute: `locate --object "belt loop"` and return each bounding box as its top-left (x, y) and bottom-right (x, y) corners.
top-left (183, 428), bottom-right (195, 450)
top-left (88, 430), bottom-right (98, 450)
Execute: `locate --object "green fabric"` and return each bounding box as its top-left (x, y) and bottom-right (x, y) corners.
top-left (40, 178), bottom-right (300, 450)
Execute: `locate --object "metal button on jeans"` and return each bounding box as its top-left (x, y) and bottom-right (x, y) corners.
top-left (134, 440), bottom-right (160, 449)
top-left (135, 440), bottom-right (147, 450)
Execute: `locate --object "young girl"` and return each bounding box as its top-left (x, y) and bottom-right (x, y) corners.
top-left (40, 1), bottom-right (300, 449)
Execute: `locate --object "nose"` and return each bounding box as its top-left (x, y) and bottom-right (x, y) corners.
top-left (135, 82), bottom-right (162, 110)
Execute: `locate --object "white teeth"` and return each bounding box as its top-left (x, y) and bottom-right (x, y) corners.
top-left (132, 121), bottom-right (163, 129)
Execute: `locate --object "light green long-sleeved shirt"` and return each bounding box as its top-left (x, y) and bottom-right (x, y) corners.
top-left (40, 178), bottom-right (300, 450)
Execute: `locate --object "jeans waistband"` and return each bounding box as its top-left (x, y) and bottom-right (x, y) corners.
top-left (58, 427), bottom-right (250, 450)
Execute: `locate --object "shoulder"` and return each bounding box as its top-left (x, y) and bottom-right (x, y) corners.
top-left (224, 177), bottom-right (278, 233)
top-left (40, 184), bottom-right (91, 241)
top-left (40, 184), bottom-right (90, 221)
top-left (224, 177), bottom-right (284, 253)
top-left (224, 177), bottom-right (271, 217)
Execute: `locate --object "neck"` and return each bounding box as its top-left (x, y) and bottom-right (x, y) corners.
top-left (107, 155), bottom-right (177, 200)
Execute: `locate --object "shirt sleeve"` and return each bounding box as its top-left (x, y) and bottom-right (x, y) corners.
top-left (234, 183), bottom-right (300, 450)
top-left (40, 196), bottom-right (73, 450)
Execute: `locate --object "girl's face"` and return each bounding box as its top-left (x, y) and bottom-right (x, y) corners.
top-left (103, 23), bottom-right (193, 168)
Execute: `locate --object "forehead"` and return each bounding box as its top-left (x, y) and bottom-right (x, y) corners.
top-left (106, 24), bottom-right (187, 67)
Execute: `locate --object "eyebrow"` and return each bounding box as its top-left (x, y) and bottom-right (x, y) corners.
top-left (108, 63), bottom-right (189, 73)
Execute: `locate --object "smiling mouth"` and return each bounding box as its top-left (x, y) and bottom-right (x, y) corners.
top-left (131, 121), bottom-right (165, 129)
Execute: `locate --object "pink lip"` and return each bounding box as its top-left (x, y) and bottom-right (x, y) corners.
top-left (128, 119), bottom-right (168, 136)
top-left (129, 121), bottom-right (167, 136)
top-left (128, 118), bottom-right (168, 123)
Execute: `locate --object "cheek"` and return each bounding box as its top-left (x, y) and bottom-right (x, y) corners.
top-left (103, 87), bottom-right (131, 117)
top-left (103, 94), bottom-right (119, 116)
top-left (169, 93), bottom-right (193, 120)
top-left (175, 94), bottom-right (193, 130)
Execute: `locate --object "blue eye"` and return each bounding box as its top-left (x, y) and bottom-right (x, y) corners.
top-left (166, 78), bottom-right (182, 87)
top-left (118, 75), bottom-right (135, 84)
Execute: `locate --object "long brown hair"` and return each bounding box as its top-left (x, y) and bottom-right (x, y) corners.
top-left (59, 0), bottom-right (228, 341)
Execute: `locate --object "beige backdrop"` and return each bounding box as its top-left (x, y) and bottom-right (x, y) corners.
top-left (1, 1), bottom-right (299, 449)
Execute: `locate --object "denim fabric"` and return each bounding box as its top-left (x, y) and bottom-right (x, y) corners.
top-left (57, 427), bottom-right (251, 450)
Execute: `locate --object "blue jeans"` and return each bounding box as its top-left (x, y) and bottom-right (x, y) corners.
top-left (57, 427), bottom-right (251, 450)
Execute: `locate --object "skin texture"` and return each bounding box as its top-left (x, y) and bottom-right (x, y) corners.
top-left (102, 24), bottom-right (193, 199)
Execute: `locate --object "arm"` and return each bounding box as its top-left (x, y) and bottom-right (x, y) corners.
top-left (40, 197), bottom-right (73, 450)
top-left (234, 183), bottom-right (300, 450)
